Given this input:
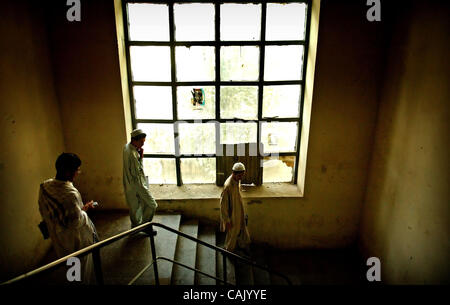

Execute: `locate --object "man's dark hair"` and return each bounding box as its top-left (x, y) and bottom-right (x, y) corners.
top-left (55, 153), bottom-right (81, 175)
top-left (131, 133), bottom-right (147, 141)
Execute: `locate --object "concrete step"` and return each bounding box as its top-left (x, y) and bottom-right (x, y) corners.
top-left (92, 211), bottom-right (153, 285)
top-left (171, 219), bottom-right (199, 285)
top-left (215, 231), bottom-right (236, 285)
top-left (251, 244), bottom-right (271, 285)
top-left (133, 213), bottom-right (181, 285)
top-left (195, 225), bottom-right (217, 285)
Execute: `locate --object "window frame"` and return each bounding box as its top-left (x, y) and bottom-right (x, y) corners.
top-left (122, 0), bottom-right (312, 186)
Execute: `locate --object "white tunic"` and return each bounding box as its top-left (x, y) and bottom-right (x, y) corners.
top-left (123, 143), bottom-right (158, 226)
top-left (220, 175), bottom-right (251, 252)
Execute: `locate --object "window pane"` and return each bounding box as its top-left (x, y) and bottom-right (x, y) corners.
top-left (266, 3), bottom-right (307, 41)
top-left (134, 86), bottom-right (173, 120)
top-left (176, 46), bottom-right (215, 81)
top-left (221, 4), bottom-right (261, 41)
top-left (261, 122), bottom-right (298, 153)
top-left (127, 3), bottom-right (169, 41)
top-left (178, 123), bottom-right (216, 155)
top-left (137, 123), bottom-right (175, 154)
top-left (181, 158), bottom-right (216, 184)
top-left (174, 3), bottom-right (215, 41)
top-left (263, 156), bottom-right (295, 183)
top-left (220, 86), bottom-right (258, 120)
top-left (262, 85), bottom-right (301, 118)
top-left (220, 46), bottom-right (259, 81)
top-left (264, 45), bottom-right (304, 81)
top-left (130, 46), bottom-right (171, 81)
top-left (220, 123), bottom-right (257, 145)
top-left (177, 86), bottom-right (215, 120)
top-left (143, 158), bottom-right (177, 184)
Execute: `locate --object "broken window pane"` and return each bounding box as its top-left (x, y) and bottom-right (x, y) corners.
top-left (134, 86), bottom-right (173, 120)
top-left (130, 46), bottom-right (171, 81)
top-left (261, 122), bottom-right (298, 153)
top-left (176, 46), bottom-right (215, 81)
top-left (181, 158), bottom-right (216, 184)
top-left (174, 3), bottom-right (215, 41)
top-left (220, 86), bottom-right (258, 120)
top-left (127, 3), bottom-right (169, 41)
top-left (220, 46), bottom-right (259, 81)
top-left (266, 3), bottom-right (307, 41)
top-left (220, 123), bottom-right (257, 145)
top-left (178, 123), bottom-right (216, 155)
top-left (263, 156), bottom-right (295, 183)
top-left (143, 158), bottom-right (177, 184)
top-left (264, 45), bottom-right (304, 81)
top-left (177, 86), bottom-right (215, 120)
top-left (137, 123), bottom-right (175, 154)
top-left (262, 85), bottom-right (301, 118)
top-left (221, 3), bottom-right (261, 41)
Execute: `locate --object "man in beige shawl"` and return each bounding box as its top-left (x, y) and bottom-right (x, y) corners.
top-left (38, 153), bottom-right (98, 283)
top-left (220, 162), bottom-right (251, 254)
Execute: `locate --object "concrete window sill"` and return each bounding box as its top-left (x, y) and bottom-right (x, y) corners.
top-left (148, 183), bottom-right (303, 201)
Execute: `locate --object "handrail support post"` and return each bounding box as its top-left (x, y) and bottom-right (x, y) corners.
top-left (148, 224), bottom-right (160, 285)
top-left (223, 253), bottom-right (227, 285)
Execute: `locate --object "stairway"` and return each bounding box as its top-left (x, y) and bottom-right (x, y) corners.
top-left (17, 211), bottom-right (366, 285)
top-left (98, 213), bottom-right (182, 285)
top-left (97, 213), bottom-right (275, 285)
top-left (168, 216), bottom-right (273, 286)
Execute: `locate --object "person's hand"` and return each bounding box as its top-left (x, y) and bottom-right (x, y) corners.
top-left (82, 200), bottom-right (94, 211)
top-left (138, 148), bottom-right (144, 159)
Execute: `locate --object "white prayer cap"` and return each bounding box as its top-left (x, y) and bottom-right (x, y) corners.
top-left (131, 129), bottom-right (146, 138)
top-left (232, 162), bottom-right (245, 172)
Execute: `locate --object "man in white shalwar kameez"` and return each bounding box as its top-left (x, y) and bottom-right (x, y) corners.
top-left (220, 162), bottom-right (251, 254)
top-left (123, 129), bottom-right (158, 231)
top-left (38, 153), bottom-right (98, 284)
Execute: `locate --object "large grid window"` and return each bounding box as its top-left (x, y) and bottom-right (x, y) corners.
top-left (123, 1), bottom-right (311, 186)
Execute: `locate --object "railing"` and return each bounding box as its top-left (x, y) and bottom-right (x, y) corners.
top-left (1, 221), bottom-right (292, 286)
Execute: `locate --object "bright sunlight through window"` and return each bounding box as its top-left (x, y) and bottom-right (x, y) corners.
top-left (124, 1), bottom-right (310, 185)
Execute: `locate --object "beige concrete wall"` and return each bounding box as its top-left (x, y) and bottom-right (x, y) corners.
top-left (255, 0), bottom-right (382, 248)
top-left (114, 0), bottom-right (133, 142)
top-left (47, 0), bottom-right (129, 210)
top-left (359, 2), bottom-right (450, 284)
top-left (297, 0), bottom-right (320, 195)
top-left (0, 1), bottom-right (65, 280)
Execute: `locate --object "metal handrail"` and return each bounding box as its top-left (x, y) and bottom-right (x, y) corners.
top-left (2, 221), bottom-right (292, 285)
top-left (128, 256), bottom-right (233, 286)
top-left (151, 223), bottom-right (292, 285)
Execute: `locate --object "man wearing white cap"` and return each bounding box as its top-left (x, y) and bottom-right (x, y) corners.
top-left (219, 162), bottom-right (251, 253)
top-left (123, 129), bottom-right (158, 232)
